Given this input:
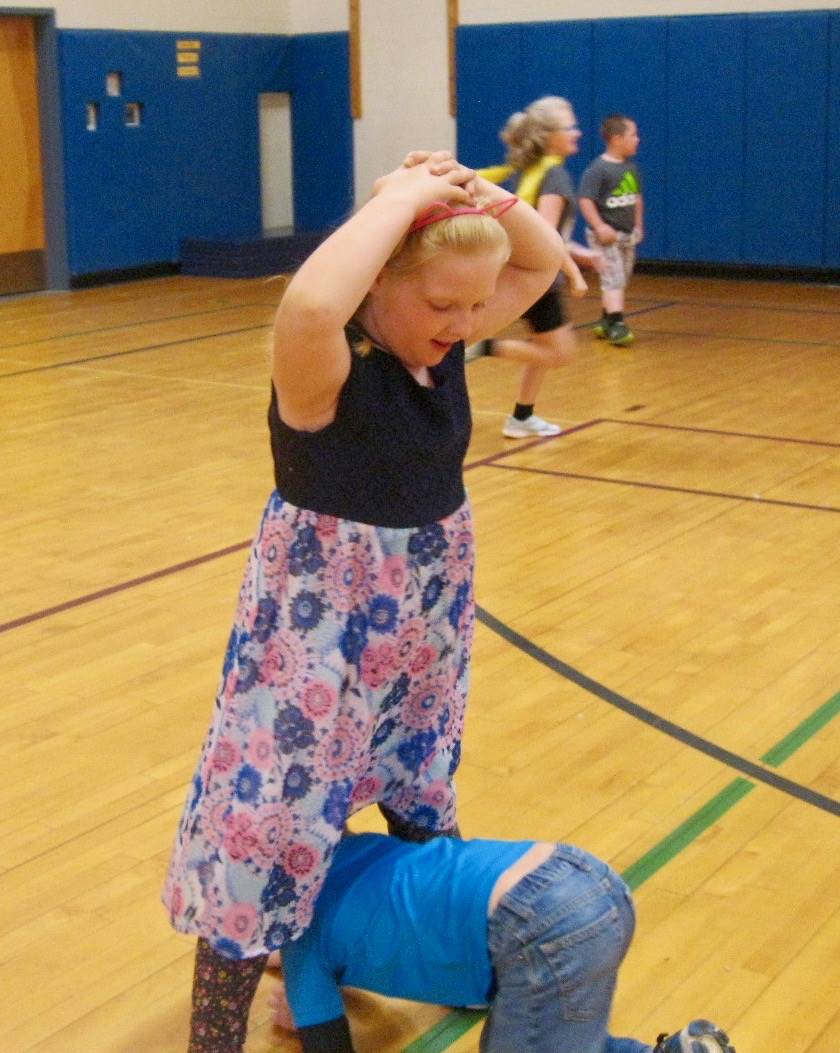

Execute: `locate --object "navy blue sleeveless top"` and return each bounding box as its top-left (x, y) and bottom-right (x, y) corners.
top-left (268, 332), bottom-right (471, 528)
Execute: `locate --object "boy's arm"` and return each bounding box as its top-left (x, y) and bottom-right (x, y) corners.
top-left (633, 192), bottom-right (644, 244)
top-left (282, 929), bottom-right (351, 1047)
top-left (579, 197), bottom-right (617, 245)
top-left (270, 978), bottom-right (356, 1052)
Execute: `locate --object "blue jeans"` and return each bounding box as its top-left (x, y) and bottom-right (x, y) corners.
top-left (481, 844), bottom-right (649, 1053)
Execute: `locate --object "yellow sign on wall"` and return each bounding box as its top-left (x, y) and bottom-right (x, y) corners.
top-left (176, 40), bottom-right (202, 79)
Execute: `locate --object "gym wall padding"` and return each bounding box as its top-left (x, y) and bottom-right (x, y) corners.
top-left (592, 18), bottom-right (668, 260)
top-left (289, 33), bottom-right (354, 234)
top-left (59, 29), bottom-right (351, 279)
top-left (667, 16), bottom-right (745, 264)
top-left (455, 24), bottom-right (524, 177)
top-left (457, 9), bottom-right (840, 269)
top-left (744, 12), bottom-right (829, 267)
top-left (827, 13), bottom-right (840, 267)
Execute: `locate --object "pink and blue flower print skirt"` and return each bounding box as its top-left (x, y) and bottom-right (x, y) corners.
top-left (162, 491), bottom-right (474, 957)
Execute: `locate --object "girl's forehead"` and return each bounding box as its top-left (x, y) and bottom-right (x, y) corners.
top-left (415, 251), bottom-right (505, 298)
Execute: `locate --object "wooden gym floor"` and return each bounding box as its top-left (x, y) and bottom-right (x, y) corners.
top-left (1, 272), bottom-right (838, 1052)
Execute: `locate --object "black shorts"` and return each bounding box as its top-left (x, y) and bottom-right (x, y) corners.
top-left (522, 283), bottom-right (568, 333)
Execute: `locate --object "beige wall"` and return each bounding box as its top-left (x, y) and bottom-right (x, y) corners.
top-left (7, 0), bottom-right (834, 32)
top-left (6, 0), bottom-right (291, 32)
top-left (353, 0), bottom-right (455, 204)
top-left (463, 0), bottom-right (840, 19)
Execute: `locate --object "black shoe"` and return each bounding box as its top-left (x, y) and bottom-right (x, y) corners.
top-left (606, 320), bottom-right (634, 346)
top-left (653, 1019), bottom-right (735, 1053)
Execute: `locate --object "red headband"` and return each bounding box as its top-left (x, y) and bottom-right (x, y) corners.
top-left (408, 196), bottom-right (518, 234)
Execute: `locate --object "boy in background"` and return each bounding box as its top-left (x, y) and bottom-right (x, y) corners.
top-left (579, 115), bottom-right (643, 346)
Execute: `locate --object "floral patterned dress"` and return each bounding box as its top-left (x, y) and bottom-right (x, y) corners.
top-left (163, 340), bottom-right (474, 959)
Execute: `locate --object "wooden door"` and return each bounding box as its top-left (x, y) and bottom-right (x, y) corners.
top-left (0, 16), bottom-right (45, 295)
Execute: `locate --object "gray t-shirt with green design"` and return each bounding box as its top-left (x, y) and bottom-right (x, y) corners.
top-left (578, 157), bottom-right (641, 234)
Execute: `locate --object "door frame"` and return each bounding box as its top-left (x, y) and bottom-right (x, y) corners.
top-left (2, 8), bottom-right (69, 290)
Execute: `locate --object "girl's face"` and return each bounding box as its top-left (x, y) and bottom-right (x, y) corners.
top-left (362, 248), bottom-right (507, 370)
top-left (546, 108), bottom-right (581, 158)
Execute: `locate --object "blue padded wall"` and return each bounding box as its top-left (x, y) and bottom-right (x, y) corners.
top-left (519, 20), bottom-right (593, 189)
top-left (666, 16), bottom-right (745, 263)
top-left (455, 24), bottom-right (524, 170)
top-left (290, 33), bottom-right (354, 233)
top-left (591, 18), bottom-right (667, 259)
top-left (824, 12), bottom-right (840, 266)
top-left (59, 30), bottom-right (352, 278)
top-left (60, 32), bottom-right (182, 274)
top-left (458, 10), bottom-right (840, 269)
top-left (744, 11), bottom-right (829, 266)
top-left (168, 35), bottom-right (292, 242)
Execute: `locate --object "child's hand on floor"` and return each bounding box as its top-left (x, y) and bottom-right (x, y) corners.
top-left (268, 981), bottom-right (296, 1031)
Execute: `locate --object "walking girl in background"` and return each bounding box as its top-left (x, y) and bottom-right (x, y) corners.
top-left (475, 95), bottom-right (603, 438)
top-left (162, 150), bottom-right (566, 1053)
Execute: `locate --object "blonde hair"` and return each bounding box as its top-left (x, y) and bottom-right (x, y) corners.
top-left (353, 210), bottom-right (510, 355)
top-left (389, 208), bottom-right (510, 273)
top-left (501, 96), bottom-right (572, 170)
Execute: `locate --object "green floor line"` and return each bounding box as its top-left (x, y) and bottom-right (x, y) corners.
top-left (402, 1010), bottom-right (486, 1053)
top-left (400, 688), bottom-right (840, 1052)
top-left (621, 778), bottom-right (755, 890)
top-left (760, 690), bottom-right (840, 767)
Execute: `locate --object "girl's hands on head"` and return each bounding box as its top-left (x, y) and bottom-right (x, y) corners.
top-left (373, 152), bottom-right (477, 214)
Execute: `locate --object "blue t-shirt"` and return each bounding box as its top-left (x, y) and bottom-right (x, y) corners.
top-left (282, 833), bottom-right (535, 1027)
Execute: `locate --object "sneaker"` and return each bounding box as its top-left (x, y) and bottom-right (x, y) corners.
top-left (653, 1019), bottom-right (735, 1053)
top-left (502, 414), bottom-right (562, 438)
top-left (606, 320), bottom-right (634, 346)
top-left (592, 319), bottom-right (609, 338)
top-left (464, 339), bottom-right (494, 362)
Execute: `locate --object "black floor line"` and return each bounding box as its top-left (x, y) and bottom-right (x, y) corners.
top-left (476, 605), bottom-right (839, 817)
top-left (491, 461), bottom-right (840, 515)
top-left (601, 418), bottom-right (840, 450)
top-left (0, 324), bottom-right (271, 379)
top-left (0, 301), bottom-right (275, 352)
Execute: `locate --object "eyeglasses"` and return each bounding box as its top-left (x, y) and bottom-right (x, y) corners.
top-left (557, 124), bottom-right (580, 132)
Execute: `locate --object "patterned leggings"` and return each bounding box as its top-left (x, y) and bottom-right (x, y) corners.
top-left (187, 809), bottom-right (460, 1052)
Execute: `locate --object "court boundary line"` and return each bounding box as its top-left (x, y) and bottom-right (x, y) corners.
top-left (0, 541), bottom-right (252, 634)
top-left (491, 461), bottom-right (840, 515)
top-left (624, 324), bottom-right (840, 350)
top-left (0, 301), bottom-right (276, 352)
top-left (599, 418), bottom-right (840, 450)
top-left (1, 301), bottom-right (674, 381)
top-left (0, 324), bottom-right (272, 379)
top-left (476, 607), bottom-right (839, 817)
top-left (0, 428), bottom-right (604, 636)
top-left (621, 293), bottom-right (840, 318)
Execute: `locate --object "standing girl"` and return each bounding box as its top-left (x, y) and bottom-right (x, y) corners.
top-left (162, 151), bottom-right (566, 1053)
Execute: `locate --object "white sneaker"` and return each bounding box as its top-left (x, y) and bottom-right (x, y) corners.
top-left (464, 339), bottom-right (493, 362)
top-left (502, 414), bottom-right (562, 438)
